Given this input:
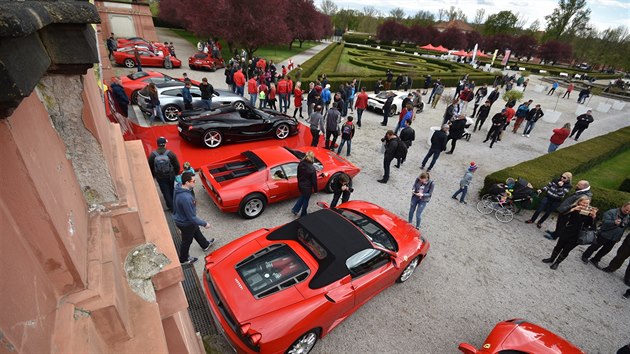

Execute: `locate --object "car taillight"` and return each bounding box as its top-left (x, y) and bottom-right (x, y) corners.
top-left (188, 126), bottom-right (194, 131)
top-left (240, 323), bottom-right (262, 346)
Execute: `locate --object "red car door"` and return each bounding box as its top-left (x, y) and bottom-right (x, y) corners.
top-left (266, 163), bottom-right (298, 202)
top-left (347, 249), bottom-right (399, 307)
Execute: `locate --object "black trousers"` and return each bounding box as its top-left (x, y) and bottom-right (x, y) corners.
top-left (485, 126), bottom-right (501, 147)
top-left (570, 125), bottom-right (587, 140)
top-left (156, 177), bottom-right (175, 210)
top-left (446, 136), bottom-right (460, 153)
top-left (331, 190), bottom-right (351, 208)
top-left (325, 130), bottom-right (338, 149)
top-left (176, 224), bottom-right (210, 263)
top-left (606, 235), bottom-right (630, 271)
top-left (473, 116), bottom-right (487, 132)
top-left (310, 128), bottom-right (320, 147)
top-left (583, 236), bottom-right (617, 262)
top-left (383, 156), bottom-right (394, 181)
top-left (549, 234), bottom-right (579, 264)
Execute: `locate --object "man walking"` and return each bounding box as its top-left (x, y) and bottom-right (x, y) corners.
top-left (308, 105), bottom-right (325, 147)
top-left (473, 100), bottom-right (491, 132)
top-left (547, 81), bottom-right (559, 95)
top-left (324, 102), bottom-right (341, 150)
top-left (380, 92), bottom-right (394, 126)
top-left (431, 82), bottom-right (444, 109)
top-left (569, 110), bottom-right (594, 141)
top-left (483, 111), bottom-right (506, 148)
top-left (487, 87), bottom-right (500, 107)
top-left (522, 104), bottom-right (544, 137)
top-left (106, 33), bottom-right (117, 60)
top-left (354, 87), bottom-right (368, 128)
top-left (378, 130), bottom-right (399, 183)
top-left (173, 172), bottom-right (215, 265)
top-left (421, 124), bottom-right (449, 172)
top-left (148, 137), bottom-right (180, 211)
top-left (471, 84), bottom-right (488, 117)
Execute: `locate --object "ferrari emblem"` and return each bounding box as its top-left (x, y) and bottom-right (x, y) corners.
top-left (483, 344), bottom-right (491, 349)
top-left (403, 255), bottom-right (408, 262)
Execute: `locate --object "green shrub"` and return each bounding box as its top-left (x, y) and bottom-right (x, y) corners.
top-left (317, 43), bottom-right (344, 75)
top-left (481, 126), bottom-right (630, 212)
top-left (290, 43), bottom-right (337, 78)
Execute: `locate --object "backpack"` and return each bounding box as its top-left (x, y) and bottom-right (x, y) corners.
top-left (394, 138), bottom-right (408, 159)
top-left (342, 123), bottom-right (353, 137)
top-left (153, 150), bottom-right (173, 176)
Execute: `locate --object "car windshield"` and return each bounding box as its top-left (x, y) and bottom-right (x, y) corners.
top-left (236, 244), bottom-right (309, 299)
top-left (335, 209), bottom-right (398, 252)
top-left (376, 92), bottom-right (388, 99)
top-left (194, 54), bottom-right (207, 59)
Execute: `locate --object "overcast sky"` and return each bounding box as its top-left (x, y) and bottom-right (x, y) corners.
top-left (317, 0), bottom-right (630, 32)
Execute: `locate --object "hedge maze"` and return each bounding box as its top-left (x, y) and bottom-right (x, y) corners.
top-left (292, 43), bottom-right (497, 90)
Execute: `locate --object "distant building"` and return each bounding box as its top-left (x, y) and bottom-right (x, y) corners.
top-left (433, 20), bottom-right (474, 34)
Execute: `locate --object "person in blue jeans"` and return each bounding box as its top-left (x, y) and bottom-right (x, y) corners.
top-left (421, 124), bottom-right (449, 172)
top-left (451, 162), bottom-right (478, 204)
top-left (408, 172), bottom-right (435, 229)
top-left (337, 116), bottom-right (355, 156)
top-left (291, 151), bottom-right (318, 216)
top-left (526, 172), bottom-right (573, 228)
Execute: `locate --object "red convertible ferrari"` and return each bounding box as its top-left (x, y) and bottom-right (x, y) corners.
top-left (203, 201), bottom-right (430, 354)
top-left (112, 47), bottom-right (182, 69)
top-left (459, 319), bottom-right (584, 354)
top-left (199, 146), bottom-right (360, 218)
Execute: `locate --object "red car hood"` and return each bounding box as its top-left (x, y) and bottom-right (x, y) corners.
top-left (479, 320), bottom-right (584, 354)
top-left (208, 237), bottom-right (305, 324)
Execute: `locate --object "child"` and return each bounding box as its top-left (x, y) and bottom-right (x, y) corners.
top-left (337, 116), bottom-right (355, 157)
top-left (451, 162), bottom-right (478, 204)
top-left (175, 162), bottom-right (195, 186)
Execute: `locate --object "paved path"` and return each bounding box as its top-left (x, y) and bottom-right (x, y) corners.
top-left (131, 29), bottom-right (630, 353)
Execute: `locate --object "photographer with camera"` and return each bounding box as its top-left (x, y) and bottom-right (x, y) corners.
top-left (542, 195), bottom-right (598, 270)
top-left (330, 173), bottom-right (353, 208)
top-left (582, 202), bottom-right (630, 267)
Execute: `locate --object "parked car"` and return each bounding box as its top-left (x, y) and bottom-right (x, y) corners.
top-left (198, 146), bottom-right (358, 218)
top-left (203, 201), bottom-right (430, 353)
top-left (137, 84), bottom-right (247, 121)
top-left (458, 319), bottom-right (584, 354)
top-left (367, 90), bottom-right (424, 117)
top-left (112, 48), bottom-right (181, 69)
top-left (119, 71), bottom-right (197, 104)
top-left (178, 105), bottom-right (299, 149)
top-left (188, 52), bottom-right (226, 71)
top-left (116, 37), bottom-right (166, 54)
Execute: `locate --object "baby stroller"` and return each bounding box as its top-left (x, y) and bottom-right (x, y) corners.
top-left (476, 177), bottom-right (534, 223)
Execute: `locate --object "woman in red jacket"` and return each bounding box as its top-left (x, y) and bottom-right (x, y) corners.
top-left (548, 123), bottom-right (571, 153)
top-left (293, 82), bottom-right (304, 118)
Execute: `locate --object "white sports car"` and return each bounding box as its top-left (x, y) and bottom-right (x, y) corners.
top-left (367, 90), bottom-right (424, 117)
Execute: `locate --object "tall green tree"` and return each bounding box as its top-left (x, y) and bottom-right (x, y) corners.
top-left (483, 11), bottom-right (519, 35)
top-left (544, 0), bottom-right (591, 40)
top-left (389, 7), bottom-right (405, 21)
top-left (320, 0), bottom-right (337, 16)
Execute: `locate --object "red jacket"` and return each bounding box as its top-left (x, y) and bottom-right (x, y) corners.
top-left (277, 79), bottom-right (288, 94)
top-left (294, 88), bottom-right (303, 107)
top-left (550, 128), bottom-right (570, 145)
top-left (256, 59), bottom-right (266, 71)
top-left (355, 92), bottom-right (368, 109)
top-left (504, 107), bottom-right (515, 123)
top-left (287, 79), bottom-right (294, 93)
top-left (233, 70), bottom-right (246, 87)
top-left (247, 79), bottom-right (257, 94)
top-left (268, 87), bottom-right (276, 99)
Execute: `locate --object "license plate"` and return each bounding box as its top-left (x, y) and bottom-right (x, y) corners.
top-left (177, 126), bottom-right (182, 132)
top-left (195, 60), bottom-right (203, 64)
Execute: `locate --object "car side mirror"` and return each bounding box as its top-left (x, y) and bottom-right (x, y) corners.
top-left (457, 343), bottom-right (478, 354)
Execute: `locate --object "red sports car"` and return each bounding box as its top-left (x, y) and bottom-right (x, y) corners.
top-left (203, 201), bottom-right (430, 354)
top-left (199, 146), bottom-right (360, 218)
top-left (188, 52), bottom-right (226, 71)
top-left (116, 37), bottom-right (166, 53)
top-left (119, 71), bottom-right (194, 103)
top-left (112, 48), bottom-right (181, 69)
top-left (459, 319), bottom-right (584, 354)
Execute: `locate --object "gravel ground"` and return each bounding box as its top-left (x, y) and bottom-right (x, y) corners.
top-left (123, 29), bottom-right (630, 353)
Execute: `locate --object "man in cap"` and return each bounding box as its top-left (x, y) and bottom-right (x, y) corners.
top-left (148, 137), bottom-right (180, 210)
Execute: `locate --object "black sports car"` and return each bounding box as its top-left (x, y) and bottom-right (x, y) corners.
top-left (177, 105), bottom-right (299, 148)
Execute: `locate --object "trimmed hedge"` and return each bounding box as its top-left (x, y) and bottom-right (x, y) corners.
top-left (292, 42), bottom-right (338, 78)
top-left (317, 43), bottom-right (345, 75)
top-left (482, 126), bottom-right (630, 213)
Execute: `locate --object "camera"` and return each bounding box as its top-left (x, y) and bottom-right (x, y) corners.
top-left (579, 206), bottom-right (593, 215)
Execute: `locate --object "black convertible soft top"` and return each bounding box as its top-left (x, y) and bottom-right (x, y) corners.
top-left (267, 209), bottom-right (372, 289)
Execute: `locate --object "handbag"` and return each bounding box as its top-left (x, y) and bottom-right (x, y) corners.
top-left (577, 227), bottom-right (596, 245)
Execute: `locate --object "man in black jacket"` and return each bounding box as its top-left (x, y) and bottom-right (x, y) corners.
top-left (487, 87), bottom-right (500, 107)
top-left (569, 110), bottom-right (594, 141)
top-left (483, 111), bottom-right (506, 148)
top-left (473, 100), bottom-right (491, 132)
top-left (148, 137), bottom-right (180, 210)
top-left (380, 93), bottom-right (395, 126)
top-left (445, 115), bottom-right (466, 154)
top-left (443, 98), bottom-right (460, 125)
top-left (471, 84), bottom-right (488, 117)
top-left (199, 77), bottom-right (214, 111)
top-left (378, 130), bottom-right (399, 183)
top-left (522, 104), bottom-right (544, 137)
top-left (396, 120), bottom-right (415, 168)
top-left (421, 124), bottom-right (449, 172)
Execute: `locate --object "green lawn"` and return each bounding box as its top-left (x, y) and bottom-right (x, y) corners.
top-left (170, 29), bottom-right (317, 63)
top-left (575, 148), bottom-right (630, 190)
